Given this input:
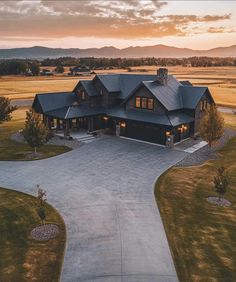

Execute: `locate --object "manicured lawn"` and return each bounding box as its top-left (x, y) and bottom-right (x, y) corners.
top-left (155, 137), bottom-right (236, 281)
top-left (0, 108), bottom-right (71, 160)
top-left (0, 187), bottom-right (66, 281)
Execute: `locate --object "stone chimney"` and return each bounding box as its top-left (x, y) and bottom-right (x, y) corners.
top-left (157, 68), bottom-right (168, 85)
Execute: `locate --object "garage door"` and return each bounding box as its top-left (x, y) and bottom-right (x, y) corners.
top-left (124, 121), bottom-right (166, 145)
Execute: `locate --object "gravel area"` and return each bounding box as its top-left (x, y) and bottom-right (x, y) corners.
top-left (175, 128), bottom-right (236, 167)
top-left (31, 224), bottom-right (60, 241)
top-left (11, 132), bottom-right (82, 149)
top-left (207, 196), bottom-right (231, 207)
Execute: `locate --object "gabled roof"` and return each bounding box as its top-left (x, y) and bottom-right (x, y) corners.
top-left (168, 112), bottom-right (194, 126)
top-left (79, 80), bottom-right (99, 96)
top-left (35, 92), bottom-right (76, 113)
top-left (142, 76), bottom-right (182, 111)
top-left (96, 74), bottom-right (157, 98)
top-left (179, 86), bottom-right (208, 109)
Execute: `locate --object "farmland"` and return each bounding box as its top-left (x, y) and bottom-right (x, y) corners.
top-left (0, 66), bottom-right (236, 107)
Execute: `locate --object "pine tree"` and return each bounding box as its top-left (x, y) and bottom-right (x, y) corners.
top-left (199, 104), bottom-right (224, 147)
top-left (0, 97), bottom-right (17, 123)
top-left (22, 109), bottom-right (49, 153)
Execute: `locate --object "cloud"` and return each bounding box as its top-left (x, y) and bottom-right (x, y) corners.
top-left (207, 27), bottom-right (236, 33)
top-left (0, 0), bottom-right (233, 40)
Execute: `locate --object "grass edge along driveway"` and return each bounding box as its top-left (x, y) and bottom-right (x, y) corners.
top-left (0, 187), bottom-right (66, 281)
top-left (155, 137), bottom-right (236, 282)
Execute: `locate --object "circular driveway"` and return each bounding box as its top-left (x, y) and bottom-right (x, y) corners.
top-left (0, 137), bottom-right (187, 282)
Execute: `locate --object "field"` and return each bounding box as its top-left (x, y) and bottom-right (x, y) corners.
top-left (0, 66), bottom-right (236, 107)
top-left (155, 137), bottom-right (236, 282)
top-left (0, 187), bottom-right (65, 281)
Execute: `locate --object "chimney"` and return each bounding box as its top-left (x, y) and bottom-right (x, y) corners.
top-left (157, 68), bottom-right (168, 85)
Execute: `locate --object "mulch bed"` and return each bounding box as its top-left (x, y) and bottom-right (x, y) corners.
top-left (176, 128), bottom-right (236, 167)
top-left (30, 224), bottom-right (60, 241)
top-left (26, 152), bottom-right (43, 159)
top-left (207, 196), bottom-right (231, 207)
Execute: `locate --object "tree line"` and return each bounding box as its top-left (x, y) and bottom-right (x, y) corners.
top-left (0, 56), bottom-right (236, 76)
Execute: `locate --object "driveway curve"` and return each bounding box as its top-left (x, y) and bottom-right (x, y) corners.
top-left (0, 137), bottom-right (187, 282)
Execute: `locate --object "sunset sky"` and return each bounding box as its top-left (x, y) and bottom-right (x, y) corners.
top-left (0, 0), bottom-right (236, 50)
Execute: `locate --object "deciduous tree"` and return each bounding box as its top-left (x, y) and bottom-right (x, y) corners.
top-left (214, 167), bottom-right (229, 201)
top-left (22, 109), bottom-right (49, 153)
top-left (0, 97), bottom-right (17, 123)
top-left (199, 104), bottom-right (224, 147)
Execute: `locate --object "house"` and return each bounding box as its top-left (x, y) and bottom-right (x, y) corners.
top-left (32, 68), bottom-right (214, 145)
top-left (69, 66), bottom-right (91, 76)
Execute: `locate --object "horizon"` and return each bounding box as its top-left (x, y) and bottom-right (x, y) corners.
top-left (0, 43), bottom-right (236, 51)
top-left (0, 1), bottom-right (236, 50)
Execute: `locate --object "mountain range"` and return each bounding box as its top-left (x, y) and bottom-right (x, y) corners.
top-left (0, 44), bottom-right (236, 59)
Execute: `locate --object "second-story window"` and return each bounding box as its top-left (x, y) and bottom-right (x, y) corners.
top-left (141, 97), bottom-right (147, 108)
top-left (135, 97), bottom-right (141, 108)
top-left (147, 98), bottom-right (154, 110)
top-left (81, 91), bottom-right (86, 101)
top-left (200, 100), bottom-right (207, 111)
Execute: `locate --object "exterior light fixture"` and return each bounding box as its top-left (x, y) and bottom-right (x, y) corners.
top-left (103, 116), bottom-right (109, 121)
top-left (120, 122), bottom-right (126, 128)
top-left (166, 131), bottom-right (171, 136)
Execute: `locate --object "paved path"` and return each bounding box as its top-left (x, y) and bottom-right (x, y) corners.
top-left (0, 137), bottom-right (187, 282)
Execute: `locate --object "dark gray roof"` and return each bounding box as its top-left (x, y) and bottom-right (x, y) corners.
top-left (142, 76), bottom-right (182, 111)
top-left (180, 80), bottom-right (192, 86)
top-left (96, 74), bottom-right (157, 98)
top-left (179, 86), bottom-right (208, 109)
top-left (46, 105), bottom-right (105, 119)
top-left (107, 108), bottom-right (171, 126)
top-left (168, 112), bottom-right (194, 126)
top-left (36, 92), bottom-right (76, 113)
top-left (79, 80), bottom-right (99, 96)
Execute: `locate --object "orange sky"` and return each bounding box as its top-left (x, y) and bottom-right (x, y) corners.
top-left (0, 0), bottom-right (236, 49)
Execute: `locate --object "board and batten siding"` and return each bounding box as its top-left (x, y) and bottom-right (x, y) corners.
top-left (125, 85), bottom-right (166, 115)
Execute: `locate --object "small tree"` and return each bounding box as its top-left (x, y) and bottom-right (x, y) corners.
top-left (55, 65), bottom-right (64, 73)
top-left (37, 184), bottom-right (47, 206)
top-left (37, 206), bottom-right (46, 225)
top-left (214, 167), bottom-right (229, 201)
top-left (0, 97), bottom-right (17, 123)
top-left (199, 104), bottom-right (224, 148)
top-left (22, 109), bottom-right (49, 153)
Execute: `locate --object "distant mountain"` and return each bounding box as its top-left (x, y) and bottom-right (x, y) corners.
top-left (0, 44), bottom-right (236, 59)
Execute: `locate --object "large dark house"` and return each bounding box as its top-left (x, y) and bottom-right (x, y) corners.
top-left (32, 68), bottom-right (214, 145)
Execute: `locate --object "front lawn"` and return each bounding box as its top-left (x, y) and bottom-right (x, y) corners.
top-left (0, 108), bottom-right (71, 160)
top-left (0, 187), bottom-right (66, 281)
top-left (155, 137), bottom-right (236, 281)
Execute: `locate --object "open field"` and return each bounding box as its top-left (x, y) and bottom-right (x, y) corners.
top-left (0, 187), bottom-right (65, 281)
top-left (0, 108), bottom-right (71, 160)
top-left (0, 66), bottom-right (236, 107)
top-left (155, 137), bottom-right (236, 282)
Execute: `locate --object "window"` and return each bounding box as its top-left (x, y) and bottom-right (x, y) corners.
top-left (81, 91), bottom-right (86, 101)
top-left (141, 97), bottom-right (147, 108)
top-left (147, 98), bottom-right (154, 110)
top-left (200, 100), bottom-right (207, 111)
top-left (135, 97), bottom-right (141, 108)
top-left (100, 88), bottom-right (103, 95)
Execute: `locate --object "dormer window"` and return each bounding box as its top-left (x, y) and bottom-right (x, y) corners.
top-left (147, 98), bottom-right (154, 110)
top-left (200, 100), bottom-right (207, 111)
top-left (135, 97), bottom-right (141, 108)
top-left (81, 91), bottom-right (86, 101)
top-left (135, 97), bottom-right (154, 110)
top-left (141, 98), bottom-right (147, 108)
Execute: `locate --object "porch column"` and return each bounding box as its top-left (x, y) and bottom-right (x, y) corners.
top-left (56, 119), bottom-right (60, 132)
top-left (64, 120), bottom-right (70, 138)
top-left (88, 117), bottom-right (94, 132)
top-left (46, 116), bottom-right (51, 130)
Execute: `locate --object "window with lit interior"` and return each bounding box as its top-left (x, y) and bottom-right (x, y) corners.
top-left (135, 97), bottom-right (141, 108)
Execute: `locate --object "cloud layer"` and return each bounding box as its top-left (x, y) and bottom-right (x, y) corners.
top-left (0, 0), bottom-right (234, 40)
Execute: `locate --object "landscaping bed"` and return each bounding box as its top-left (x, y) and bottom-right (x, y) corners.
top-left (0, 187), bottom-right (66, 281)
top-left (155, 137), bottom-right (236, 282)
top-left (0, 108), bottom-right (71, 160)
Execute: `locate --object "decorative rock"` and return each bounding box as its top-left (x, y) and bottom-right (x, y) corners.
top-left (31, 224), bottom-right (60, 241)
top-left (207, 196), bottom-right (231, 207)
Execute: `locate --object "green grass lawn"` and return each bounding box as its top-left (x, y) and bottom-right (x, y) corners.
top-left (0, 187), bottom-right (66, 281)
top-left (0, 108), bottom-right (71, 160)
top-left (155, 137), bottom-right (236, 282)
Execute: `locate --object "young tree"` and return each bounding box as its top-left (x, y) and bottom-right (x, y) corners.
top-left (55, 65), bottom-right (64, 73)
top-left (199, 104), bottom-right (224, 148)
top-left (22, 109), bottom-right (49, 153)
top-left (0, 97), bottom-right (17, 123)
top-left (37, 184), bottom-right (47, 206)
top-left (37, 206), bottom-right (46, 225)
top-left (214, 167), bottom-right (229, 201)
top-left (30, 63), bottom-right (40, 76)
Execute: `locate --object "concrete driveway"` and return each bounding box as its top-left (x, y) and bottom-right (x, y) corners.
top-left (0, 137), bottom-right (187, 282)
